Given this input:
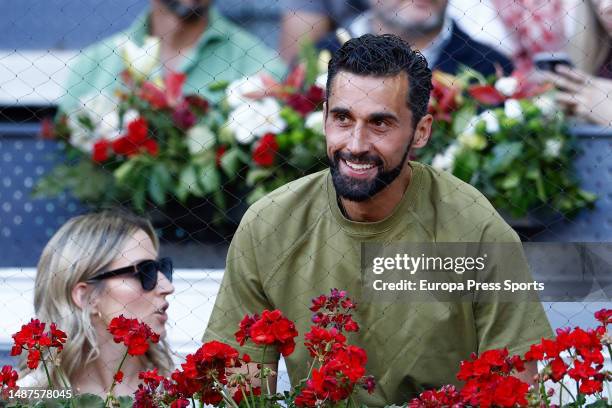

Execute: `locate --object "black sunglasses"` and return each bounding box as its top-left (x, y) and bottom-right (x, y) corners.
top-left (88, 257), bottom-right (173, 291)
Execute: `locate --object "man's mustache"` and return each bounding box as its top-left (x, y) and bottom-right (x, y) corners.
top-left (333, 151), bottom-right (384, 167)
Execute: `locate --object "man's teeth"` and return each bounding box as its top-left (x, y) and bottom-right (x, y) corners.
top-left (345, 160), bottom-right (375, 171)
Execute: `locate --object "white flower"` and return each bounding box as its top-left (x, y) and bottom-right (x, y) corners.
top-left (68, 93), bottom-right (118, 152)
top-left (544, 139), bottom-right (563, 158)
top-left (533, 94), bottom-right (557, 117)
top-left (226, 76), bottom-right (265, 109)
top-left (227, 98), bottom-right (286, 144)
top-left (494, 76), bottom-right (518, 97)
top-left (305, 111), bottom-right (324, 134)
top-left (122, 36), bottom-right (160, 80)
top-left (431, 143), bottom-right (460, 171)
top-left (479, 109), bottom-right (500, 133)
top-left (458, 132), bottom-right (487, 150)
top-left (504, 99), bottom-right (523, 120)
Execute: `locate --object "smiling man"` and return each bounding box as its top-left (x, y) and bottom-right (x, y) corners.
top-left (203, 34), bottom-right (552, 404)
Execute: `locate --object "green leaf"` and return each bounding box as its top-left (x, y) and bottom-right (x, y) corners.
top-left (208, 80), bottom-right (230, 92)
top-left (452, 149), bottom-right (479, 182)
top-left (148, 164), bottom-right (171, 205)
top-left (72, 394), bottom-right (105, 408)
top-left (117, 396), bottom-right (134, 408)
top-left (246, 168), bottom-right (273, 187)
top-left (485, 142), bottom-right (523, 174)
top-left (177, 165), bottom-right (204, 201)
top-left (452, 106), bottom-right (476, 135)
top-left (500, 172), bottom-right (520, 190)
top-left (114, 160), bottom-right (137, 183)
top-left (220, 147), bottom-right (243, 177)
top-left (187, 125), bottom-right (216, 154)
top-left (198, 164), bottom-right (221, 194)
top-left (247, 185), bottom-right (268, 204)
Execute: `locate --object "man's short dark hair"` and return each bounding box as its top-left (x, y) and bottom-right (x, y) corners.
top-left (326, 34), bottom-right (433, 126)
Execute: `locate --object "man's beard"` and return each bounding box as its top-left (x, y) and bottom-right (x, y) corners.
top-left (329, 146), bottom-right (410, 202)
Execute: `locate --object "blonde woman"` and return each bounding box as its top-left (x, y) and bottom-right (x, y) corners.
top-left (18, 210), bottom-right (175, 397)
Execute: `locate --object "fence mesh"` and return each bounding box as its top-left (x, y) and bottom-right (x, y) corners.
top-left (0, 0), bottom-right (611, 405)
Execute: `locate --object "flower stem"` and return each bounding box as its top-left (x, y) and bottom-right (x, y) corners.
top-left (259, 346), bottom-right (267, 408)
top-left (104, 350), bottom-right (128, 407)
top-left (559, 381), bottom-right (576, 404)
top-left (241, 386), bottom-right (253, 408)
top-left (38, 346), bottom-right (54, 389)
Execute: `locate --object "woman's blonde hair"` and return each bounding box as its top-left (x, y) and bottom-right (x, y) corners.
top-left (25, 210), bottom-right (174, 386)
top-left (568, 0), bottom-right (611, 74)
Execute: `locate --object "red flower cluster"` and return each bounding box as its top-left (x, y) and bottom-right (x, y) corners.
top-left (170, 340), bottom-right (240, 405)
top-left (232, 385), bottom-right (261, 405)
top-left (92, 117), bottom-right (158, 162)
top-left (295, 345), bottom-right (372, 407)
top-left (409, 385), bottom-right (463, 408)
top-left (467, 71), bottom-right (551, 106)
top-left (310, 288), bottom-right (359, 333)
top-left (133, 368), bottom-right (173, 408)
top-left (234, 309), bottom-right (298, 357)
top-left (595, 308), bottom-right (612, 327)
top-left (428, 72), bottom-right (461, 122)
top-left (10, 319), bottom-right (67, 369)
top-left (524, 326), bottom-right (606, 394)
top-left (1, 365), bottom-right (19, 399)
top-left (107, 315), bottom-right (160, 356)
top-left (456, 348), bottom-right (528, 408)
top-left (286, 85), bottom-right (325, 117)
top-left (252, 133), bottom-right (279, 167)
top-left (304, 326), bottom-right (346, 360)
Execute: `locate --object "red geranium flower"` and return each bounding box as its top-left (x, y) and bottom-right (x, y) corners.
top-left (10, 319), bottom-right (67, 369)
top-left (114, 370), bottom-right (124, 383)
top-left (171, 341), bottom-right (239, 405)
top-left (232, 385), bottom-right (261, 405)
top-left (0, 365), bottom-right (19, 399)
top-left (112, 118), bottom-right (159, 158)
top-left (248, 309), bottom-right (298, 357)
top-left (310, 289), bottom-right (359, 333)
top-left (594, 308), bottom-right (612, 326)
top-left (107, 315), bottom-right (160, 356)
top-left (252, 133), bottom-right (279, 167)
top-left (409, 384), bottom-right (463, 408)
top-left (92, 138), bottom-right (111, 162)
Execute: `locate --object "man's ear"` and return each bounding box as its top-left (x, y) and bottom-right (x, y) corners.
top-left (72, 282), bottom-right (95, 312)
top-left (411, 113), bottom-right (433, 149)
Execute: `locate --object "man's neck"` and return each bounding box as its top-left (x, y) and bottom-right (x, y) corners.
top-left (150, 1), bottom-right (208, 68)
top-left (339, 164), bottom-right (413, 222)
top-left (370, 17), bottom-right (441, 51)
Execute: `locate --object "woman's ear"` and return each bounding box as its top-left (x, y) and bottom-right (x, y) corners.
top-left (72, 282), bottom-right (95, 312)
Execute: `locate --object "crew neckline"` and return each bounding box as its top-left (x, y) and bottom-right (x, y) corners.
top-left (327, 161), bottom-right (424, 236)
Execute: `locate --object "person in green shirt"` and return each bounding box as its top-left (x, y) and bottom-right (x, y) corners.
top-left (203, 33), bottom-right (553, 405)
top-left (58, 0), bottom-right (285, 113)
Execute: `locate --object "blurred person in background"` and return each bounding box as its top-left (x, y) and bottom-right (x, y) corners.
top-left (542, 0), bottom-right (612, 126)
top-left (447, 0), bottom-right (572, 71)
top-left (59, 0), bottom-right (285, 113)
top-left (18, 211), bottom-right (175, 397)
top-left (280, 0), bottom-right (512, 76)
top-left (215, 0), bottom-right (283, 49)
top-left (279, 0), bottom-right (368, 62)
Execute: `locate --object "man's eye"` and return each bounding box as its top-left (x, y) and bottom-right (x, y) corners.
top-left (373, 119), bottom-right (387, 128)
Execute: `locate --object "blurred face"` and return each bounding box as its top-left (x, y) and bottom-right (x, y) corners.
top-left (324, 71), bottom-right (415, 201)
top-left (95, 229), bottom-right (174, 338)
top-left (369, 0), bottom-right (448, 35)
top-left (592, 0), bottom-right (612, 36)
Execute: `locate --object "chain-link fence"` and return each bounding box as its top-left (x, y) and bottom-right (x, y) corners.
top-left (0, 0), bottom-right (611, 405)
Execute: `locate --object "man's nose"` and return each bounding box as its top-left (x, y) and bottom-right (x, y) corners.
top-left (346, 122), bottom-right (369, 155)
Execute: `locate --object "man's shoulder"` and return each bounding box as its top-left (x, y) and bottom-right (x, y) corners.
top-left (240, 170), bottom-right (330, 232)
top-left (416, 162), bottom-right (518, 242)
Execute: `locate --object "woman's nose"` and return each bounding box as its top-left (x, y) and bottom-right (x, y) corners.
top-left (156, 271), bottom-right (175, 295)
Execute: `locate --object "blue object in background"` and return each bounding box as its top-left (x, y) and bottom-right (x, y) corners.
top-left (0, 123), bottom-right (87, 267)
